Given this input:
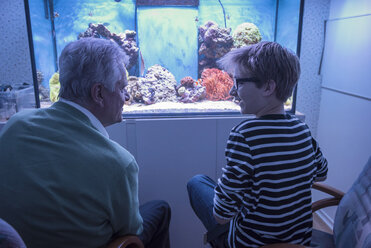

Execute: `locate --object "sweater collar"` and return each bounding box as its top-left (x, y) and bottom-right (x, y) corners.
top-left (58, 98), bottom-right (109, 138)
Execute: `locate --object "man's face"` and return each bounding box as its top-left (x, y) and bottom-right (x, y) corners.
top-left (101, 76), bottom-right (129, 126)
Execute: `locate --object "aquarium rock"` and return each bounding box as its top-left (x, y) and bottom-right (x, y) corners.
top-left (37, 70), bottom-right (44, 85)
top-left (78, 23), bottom-right (139, 69)
top-left (126, 65), bottom-right (177, 105)
top-left (198, 21), bottom-right (233, 76)
top-left (176, 76), bottom-right (206, 103)
top-left (232, 22), bottom-right (262, 48)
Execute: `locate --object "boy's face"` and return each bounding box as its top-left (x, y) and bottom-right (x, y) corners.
top-left (231, 67), bottom-right (266, 116)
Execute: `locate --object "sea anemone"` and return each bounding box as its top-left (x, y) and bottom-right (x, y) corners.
top-left (201, 68), bottom-right (233, 101)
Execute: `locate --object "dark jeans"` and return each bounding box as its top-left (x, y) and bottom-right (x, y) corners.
top-left (139, 200), bottom-right (171, 248)
top-left (187, 175), bottom-right (229, 248)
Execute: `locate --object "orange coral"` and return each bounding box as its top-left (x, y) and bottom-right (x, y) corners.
top-left (201, 68), bottom-right (233, 101)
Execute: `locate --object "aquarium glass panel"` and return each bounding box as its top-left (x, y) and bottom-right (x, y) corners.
top-left (25, 0), bottom-right (302, 117)
top-left (276, 0), bottom-right (301, 54)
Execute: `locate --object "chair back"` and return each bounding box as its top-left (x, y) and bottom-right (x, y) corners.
top-left (0, 218), bottom-right (27, 248)
top-left (333, 156), bottom-right (371, 248)
top-left (106, 235), bottom-right (144, 248)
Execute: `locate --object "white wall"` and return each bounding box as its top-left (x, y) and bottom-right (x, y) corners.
top-left (315, 0), bottom-right (371, 221)
top-left (0, 0), bottom-right (33, 85)
top-left (296, 0), bottom-right (331, 137)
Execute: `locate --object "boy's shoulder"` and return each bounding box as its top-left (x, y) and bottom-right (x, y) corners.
top-left (233, 114), bottom-right (305, 133)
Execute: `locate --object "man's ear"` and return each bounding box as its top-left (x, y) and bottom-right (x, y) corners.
top-left (90, 83), bottom-right (104, 107)
top-left (262, 80), bottom-right (277, 97)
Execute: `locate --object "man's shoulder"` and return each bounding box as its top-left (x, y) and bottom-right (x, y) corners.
top-left (1, 108), bottom-right (41, 134)
top-left (84, 137), bottom-right (136, 172)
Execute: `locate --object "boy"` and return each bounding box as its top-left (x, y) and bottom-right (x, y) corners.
top-left (187, 41), bottom-right (328, 247)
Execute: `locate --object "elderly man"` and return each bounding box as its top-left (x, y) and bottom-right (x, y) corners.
top-left (0, 38), bottom-right (171, 248)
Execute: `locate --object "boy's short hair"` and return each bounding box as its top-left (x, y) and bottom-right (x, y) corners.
top-left (218, 41), bottom-right (301, 102)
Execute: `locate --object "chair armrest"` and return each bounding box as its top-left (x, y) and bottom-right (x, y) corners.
top-left (106, 235), bottom-right (144, 248)
top-left (312, 182), bottom-right (345, 198)
top-left (311, 182), bottom-right (345, 212)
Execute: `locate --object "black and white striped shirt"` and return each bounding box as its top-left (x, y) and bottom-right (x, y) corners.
top-left (213, 114), bottom-right (328, 248)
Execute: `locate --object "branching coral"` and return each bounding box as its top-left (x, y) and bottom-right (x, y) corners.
top-left (201, 68), bottom-right (233, 101)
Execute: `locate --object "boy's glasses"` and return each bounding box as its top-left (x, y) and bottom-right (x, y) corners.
top-left (233, 77), bottom-right (260, 89)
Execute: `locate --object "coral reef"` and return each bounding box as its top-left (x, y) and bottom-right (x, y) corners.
top-left (180, 76), bottom-right (195, 88)
top-left (38, 85), bottom-right (50, 102)
top-left (49, 72), bottom-right (60, 103)
top-left (78, 23), bottom-right (139, 69)
top-left (176, 76), bottom-right (206, 103)
top-left (232, 22), bottom-right (262, 48)
top-left (126, 65), bottom-right (177, 105)
top-left (36, 70), bottom-right (44, 85)
top-left (36, 70), bottom-right (49, 101)
top-left (198, 21), bottom-right (234, 77)
top-left (201, 68), bottom-right (233, 101)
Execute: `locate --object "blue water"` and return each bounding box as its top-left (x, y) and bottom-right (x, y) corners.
top-left (137, 6), bottom-right (198, 81)
top-left (29, 0), bottom-right (301, 88)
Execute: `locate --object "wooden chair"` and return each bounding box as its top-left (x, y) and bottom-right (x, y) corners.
top-left (204, 181), bottom-right (346, 248)
top-left (259, 182), bottom-right (345, 248)
top-left (263, 156), bottom-right (371, 248)
top-left (106, 235), bottom-right (144, 248)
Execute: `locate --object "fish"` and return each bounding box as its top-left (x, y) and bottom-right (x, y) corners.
top-left (194, 79), bottom-right (202, 86)
top-left (53, 11), bottom-right (59, 18)
top-left (88, 11), bottom-right (93, 17)
top-left (195, 16), bottom-right (199, 22)
top-left (227, 14), bottom-right (230, 20)
top-left (102, 22), bottom-right (110, 26)
top-left (115, 0), bottom-right (121, 2)
top-left (139, 50), bottom-right (145, 77)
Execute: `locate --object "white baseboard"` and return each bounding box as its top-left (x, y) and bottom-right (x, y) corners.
top-left (316, 209), bottom-right (334, 230)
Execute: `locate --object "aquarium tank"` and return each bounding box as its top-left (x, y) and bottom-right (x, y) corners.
top-left (24, 0), bottom-right (303, 118)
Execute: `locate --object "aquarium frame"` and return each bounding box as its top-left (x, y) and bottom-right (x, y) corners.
top-left (24, 0), bottom-right (40, 108)
top-left (47, 0), bottom-right (59, 72)
top-left (136, 0), bottom-right (199, 6)
top-left (290, 0), bottom-right (305, 115)
top-left (24, 0), bottom-right (304, 117)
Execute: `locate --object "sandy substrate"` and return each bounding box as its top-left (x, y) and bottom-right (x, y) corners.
top-left (41, 100), bottom-right (241, 114)
top-left (41, 100), bottom-right (293, 115)
top-left (122, 100), bottom-right (241, 114)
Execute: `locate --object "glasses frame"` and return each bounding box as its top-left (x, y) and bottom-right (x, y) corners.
top-left (233, 77), bottom-right (261, 90)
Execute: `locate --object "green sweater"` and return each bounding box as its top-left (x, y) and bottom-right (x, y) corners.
top-left (0, 102), bottom-right (143, 248)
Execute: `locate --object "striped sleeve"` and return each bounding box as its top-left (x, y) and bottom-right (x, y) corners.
top-left (311, 138), bottom-right (328, 180)
top-left (214, 127), bottom-right (253, 220)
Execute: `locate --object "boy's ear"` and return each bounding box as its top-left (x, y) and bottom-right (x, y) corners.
top-left (262, 80), bottom-right (277, 97)
top-left (90, 83), bottom-right (104, 107)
